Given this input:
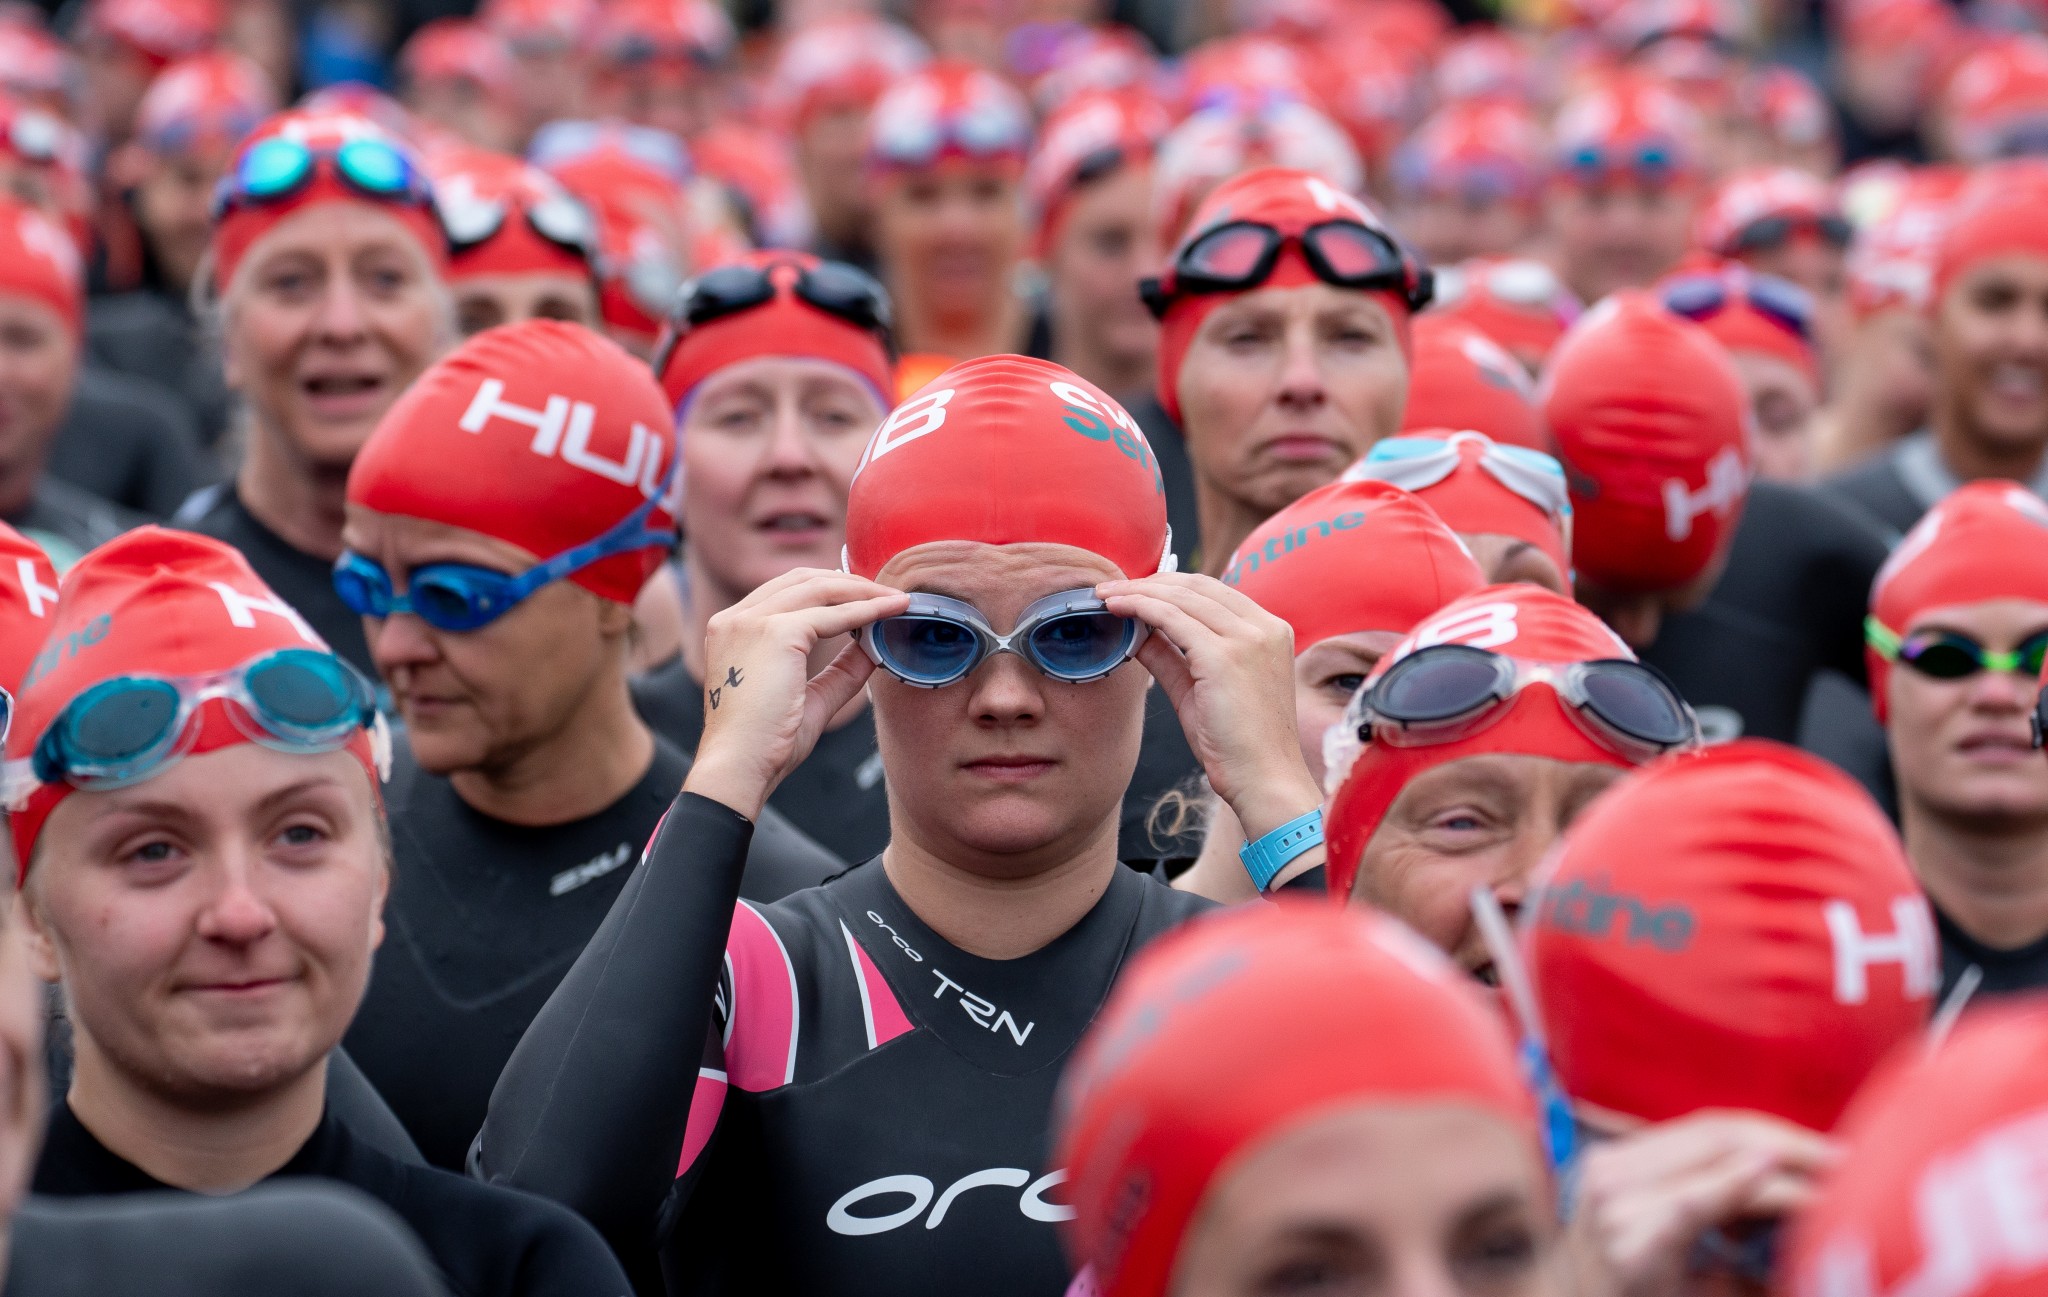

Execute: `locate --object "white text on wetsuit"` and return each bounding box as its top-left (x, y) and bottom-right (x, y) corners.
top-left (866, 910), bottom-right (1037, 1046)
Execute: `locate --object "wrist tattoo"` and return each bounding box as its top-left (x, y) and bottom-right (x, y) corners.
top-left (709, 666), bottom-right (743, 710)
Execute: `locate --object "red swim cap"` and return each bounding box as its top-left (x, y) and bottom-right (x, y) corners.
top-left (210, 110), bottom-right (448, 296)
top-left (434, 148), bottom-right (594, 284)
top-left (1539, 293), bottom-right (1751, 595)
top-left (844, 355), bottom-right (1172, 579)
top-left (134, 51), bottom-right (278, 156)
top-left (1525, 740), bottom-right (1935, 1131)
top-left (348, 320), bottom-right (677, 604)
top-left (1155, 166), bottom-right (1416, 424)
top-left (1323, 584), bottom-right (1638, 899)
top-left (1865, 480), bottom-right (2048, 722)
top-left (1349, 431), bottom-right (1573, 578)
top-left (1783, 1002), bottom-right (2048, 1297)
top-left (1056, 902), bottom-right (1537, 1297)
top-left (864, 58), bottom-right (1031, 174)
top-left (1431, 257), bottom-right (1582, 371)
top-left (654, 250), bottom-right (894, 416)
top-left (765, 15), bottom-right (929, 133)
top-left (399, 18), bottom-right (517, 103)
top-left (0, 195), bottom-right (80, 333)
top-left (0, 521), bottom-right (56, 695)
top-left (1222, 479), bottom-right (1486, 653)
top-left (1402, 316), bottom-right (1551, 451)
top-left (1695, 165), bottom-right (1841, 260)
top-left (6, 528), bottom-right (384, 876)
top-left (1931, 162), bottom-right (2048, 311)
top-left (1025, 89), bottom-right (1169, 255)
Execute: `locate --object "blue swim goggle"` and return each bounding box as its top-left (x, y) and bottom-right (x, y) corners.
top-left (23, 649), bottom-right (377, 793)
top-left (212, 134), bottom-right (435, 222)
top-left (859, 589), bottom-right (1147, 688)
top-left (333, 464), bottom-right (677, 633)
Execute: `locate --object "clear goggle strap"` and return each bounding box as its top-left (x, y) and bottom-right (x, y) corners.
top-left (1927, 965), bottom-right (1983, 1053)
top-left (0, 757), bottom-right (36, 811)
top-left (1470, 884), bottom-right (1580, 1188)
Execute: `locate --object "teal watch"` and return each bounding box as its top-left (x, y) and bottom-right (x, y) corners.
top-left (1239, 808), bottom-right (1325, 892)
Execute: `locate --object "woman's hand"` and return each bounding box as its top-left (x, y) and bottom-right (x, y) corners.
top-left (684, 568), bottom-right (909, 821)
top-left (1566, 1110), bottom-right (1837, 1297)
top-left (1097, 574), bottom-right (1323, 854)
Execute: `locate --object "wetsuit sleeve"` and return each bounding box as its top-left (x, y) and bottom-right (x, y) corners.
top-left (475, 791), bottom-right (753, 1268)
top-left (1801, 488), bottom-right (1892, 687)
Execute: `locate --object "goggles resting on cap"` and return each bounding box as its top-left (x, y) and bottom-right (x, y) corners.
top-left (1348, 435), bottom-right (1574, 557)
top-left (212, 135), bottom-right (435, 222)
top-left (652, 258), bottom-right (895, 383)
top-left (1728, 210), bottom-right (1852, 254)
top-left (440, 185), bottom-right (600, 263)
top-left (1660, 272), bottom-right (1815, 342)
top-left (1142, 218), bottom-right (1434, 318)
top-left (859, 589), bottom-right (1147, 688)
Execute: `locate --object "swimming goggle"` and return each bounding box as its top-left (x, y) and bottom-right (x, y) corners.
top-left (20, 649), bottom-right (376, 793)
top-left (333, 459), bottom-right (676, 633)
top-left (859, 589), bottom-right (1147, 688)
top-left (1141, 217), bottom-right (1434, 318)
top-left (651, 258), bottom-right (894, 382)
top-left (1868, 618), bottom-right (2048, 681)
top-left (212, 135), bottom-right (435, 222)
top-left (1347, 643), bottom-right (1698, 765)
top-left (439, 184), bottom-right (600, 263)
top-left (1347, 434), bottom-right (1574, 554)
top-left (1660, 271), bottom-right (1815, 343)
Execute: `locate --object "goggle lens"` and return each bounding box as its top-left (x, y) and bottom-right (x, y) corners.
top-left (1028, 612), bottom-right (1133, 679)
top-left (875, 616), bottom-right (981, 684)
top-left (238, 136), bottom-right (313, 198)
top-left (1309, 222), bottom-right (1398, 279)
top-left (244, 653), bottom-right (361, 733)
top-left (1183, 223), bottom-right (1276, 281)
top-left (1375, 647), bottom-right (1505, 723)
top-left (1578, 662), bottom-right (1695, 747)
top-left (68, 679), bottom-right (181, 766)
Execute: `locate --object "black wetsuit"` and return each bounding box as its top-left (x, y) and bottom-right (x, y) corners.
top-left (46, 366), bottom-right (214, 518)
top-left (1823, 429), bottom-right (2048, 537)
top-left (174, 484), bottom-right (372, 674)
top-left (1937, 907), bottom-right (2048, 1000)
top-left (33, 1103), bottom-right (632, 1297)
top-left (9, 478), bottom-right (137, 571)
top-left (1638, 479), bottom-right (1890, 765)
top-left (7, 1183), bottom-right (451, 1297)
top-left (346, 736), bottom-right (840, 1171)
top-left (477, 792), bottom-right (1213, 1296)
top-left (633, 653), bottom-right (890, 863)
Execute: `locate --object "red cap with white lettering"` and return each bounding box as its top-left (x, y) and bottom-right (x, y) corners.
top-left (1525, 740), bottom-right (1935, 1131)
top-left (1322, 584), bottom-right (1640, 899)
top-left (0, 521), bottom-right (55, 695)
top-left (844, 354), bottom-right (1172, 579)
top-left (348, 319), bottom-right (677, 604)
top-left (5, 528), bottom-right (383, 877)
top-left (1539, 293), bottom-right (1752, 595)
top-left (1783, 1001), bottom-right (2048, 1297)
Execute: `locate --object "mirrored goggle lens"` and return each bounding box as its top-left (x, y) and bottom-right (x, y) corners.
top-left (1181, 224), bottom-right (1278, 282)
top-left (1660, 276), bottom-right (1728, 320)
top-left (237, 136), bottom-right (314, 198)
top-left (1026, 612), bottom-right (1134, 679)
top-left (798, 263), bottom-right (891, 333)
top-left (529, 192), bottom-right (597, 252)
top-left (1577, 663), bottom-right (1693, 747)
top-left (875, 615), bottom-right (982, 682)
top-left (1374, 649), bottom-right (1508, 723)
top-left (335, 138), bottom-right (413, 196)
top-left (1306, 222), bottom-right (1402, 282)
top-left (680, 264), bottom-right (777, 327)
top-left (244, 651), bottom-right (365, 734)
top-left (64, 679), bottom-right (183, 767)
top-left (1900, 636), bottom-right (1989, 678)
top-left (440, 192), bottom-right (507, 246)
